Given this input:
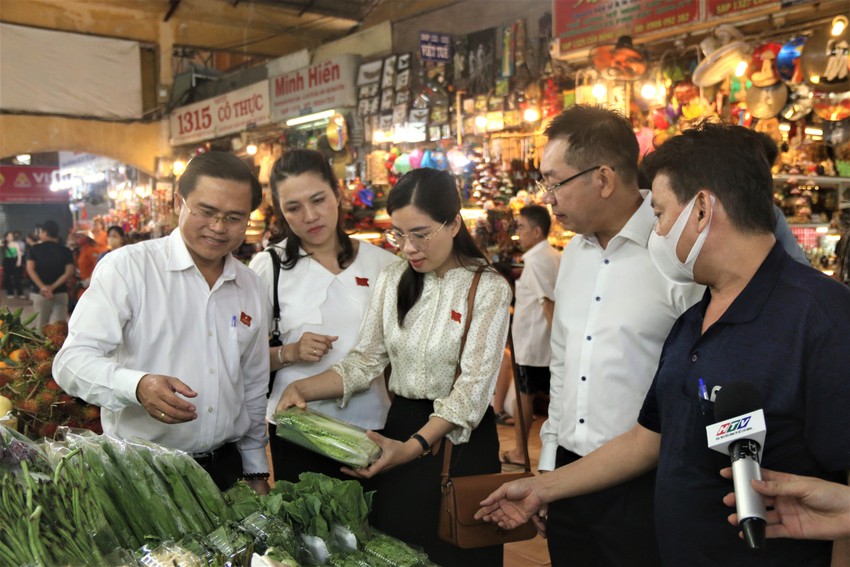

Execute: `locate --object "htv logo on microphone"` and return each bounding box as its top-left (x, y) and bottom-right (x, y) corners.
top-left (707, 409), bottom-right (766, 459)
top-left (716, 415), bottom-right (752, 436)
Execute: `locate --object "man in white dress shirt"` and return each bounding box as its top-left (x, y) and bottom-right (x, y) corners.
top-left (535, 105), bottom-right (702, 565)
top-left (501, 205), bottom-right (560, 466)
top-left (54, 152), bottom-right (270, 494)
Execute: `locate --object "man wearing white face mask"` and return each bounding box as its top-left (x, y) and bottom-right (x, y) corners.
top-left (475, 122), bottom-right (850, 567)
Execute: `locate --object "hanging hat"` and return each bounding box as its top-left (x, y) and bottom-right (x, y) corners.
top-left (780, 84), bottom-right (814, 121)
top-left (748, 43), bottom-right (783, 87)
top-left (812, 89), bottom-right (850, 121)
top-left (745, 83), bottom-right (788, 119)
top-left (326, 113), bottom-right (348, 151)
top-left (692, 26), bottom-right (752, 87)
top-left (394, 153), bottom-right (412, 174)
top-left (801, 18), bottom-right (850, 93)
top-left (591, 36), bottom-right (647, 81)
top-left (408, 148), bottom-right (424, 169)
top-left (777, 36), bottom-right (806, 83)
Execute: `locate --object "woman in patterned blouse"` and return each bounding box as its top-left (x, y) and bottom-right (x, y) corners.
top-left (277, 168), bottom-right (512, 566)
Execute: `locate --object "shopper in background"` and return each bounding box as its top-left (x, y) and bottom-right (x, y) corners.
top-left (97, 225), bottom-right (126, 263)
top-left (249, 148), bottom-right (398, 483)
top-left (3, 231), bottom-right (24, 300)
top-left (54, 151), bottom-right (270, 494)
top-left (26, 220), bottom-right (74, 328)
top-left (91, 217), bottom-right (109, 249)
top-left (754, 132), bottom-right (810, 265)
top-left (533, 105), bottom-right (703, 566)
top-left (74, 229), bottom-right (107, 295)
top-left (477, 122), bottom-right (850, 567)
top-left (277, 168), bottom-right (512, 566)
top-left (500, 205), bottom-right (560, 467)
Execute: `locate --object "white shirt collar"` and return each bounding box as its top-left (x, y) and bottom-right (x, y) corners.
top-left (521, 239), bottom-right (552, 261)
top-left (165, 228), bottom-right (240, 286)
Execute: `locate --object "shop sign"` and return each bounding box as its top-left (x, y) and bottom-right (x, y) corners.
top-left (270, 55), bottom-right (359, 123)
top-left (553, 0), bottom-right (699, 53)
top-left (0, 166), bottom-right (66, 204)
top-left (169, 81), bottom-right (271, 146)
top-left (707, 0), bottom-right (778, 18)
top-left (419, 31), bottom-right (452, 63)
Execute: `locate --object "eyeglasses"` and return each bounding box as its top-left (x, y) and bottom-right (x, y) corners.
top-left (384, 221), bottom-right (448, 251)
top-left (181, 197), bottom-right (250, 230)
top-left (534, 166), bottom-right (605, 198)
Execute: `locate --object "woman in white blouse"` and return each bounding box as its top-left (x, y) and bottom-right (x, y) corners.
top-left (249, 149), bottom-right (398, 483)
top-left (277, 168), bottom-right (512, 566)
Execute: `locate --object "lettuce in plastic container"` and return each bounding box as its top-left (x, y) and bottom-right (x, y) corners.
top-left (271, 407), bottom-right (382, 469)
top-left (299, 533), bottom-right (331, 566)
top-left (362, 531), bottom-right (435, 567)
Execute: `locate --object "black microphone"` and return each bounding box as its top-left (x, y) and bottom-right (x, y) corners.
top-left (710, 382), bottom-right (767, 551)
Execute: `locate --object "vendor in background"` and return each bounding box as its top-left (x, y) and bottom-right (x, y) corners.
top-left (249, 148), bottom-right (398, 483)
top-left (91, 217), bottom-right (108, 249)
top-left (97, 225), bottom-right (125, 263)
top-left (73, 229), bottom-right (107, 299)
top-left (277, 168), bottom-right (512, 566)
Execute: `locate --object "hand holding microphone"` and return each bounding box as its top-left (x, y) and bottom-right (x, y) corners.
top-left (706, 381), bottom-right (767, 551)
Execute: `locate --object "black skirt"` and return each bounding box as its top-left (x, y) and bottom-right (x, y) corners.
top-left (370, 396), bottom-right (503, 567)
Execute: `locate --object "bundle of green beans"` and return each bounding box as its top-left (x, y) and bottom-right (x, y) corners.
top-left (0, 448), bottom-right (118, 566)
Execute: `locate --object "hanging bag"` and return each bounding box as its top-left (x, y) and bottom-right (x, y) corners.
top-left (437, 267), bottom-right (537, 548)
top-left (267, 248), bottom-right (283, 398)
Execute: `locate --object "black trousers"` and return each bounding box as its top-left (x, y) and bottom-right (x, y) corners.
top-left (370, 397), bottom-right (503, 567)
top-left (193, 442), bottom-right (242, 492)
top-left (2, 258), bottom-right (22, 296)
top-left (547, 446), bottom-right (662, 567)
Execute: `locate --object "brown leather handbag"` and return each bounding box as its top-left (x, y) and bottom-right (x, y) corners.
top-left (437, 267), bottom-right (537, 548)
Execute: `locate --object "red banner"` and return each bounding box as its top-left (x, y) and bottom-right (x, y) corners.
top-left (0, 166), bottom-right (67, 203)
top-left (554, 0), bottom-right (700, 53)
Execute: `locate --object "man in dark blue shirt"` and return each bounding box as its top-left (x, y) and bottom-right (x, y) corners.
top-left (475, 123), bottom-right (850, 566)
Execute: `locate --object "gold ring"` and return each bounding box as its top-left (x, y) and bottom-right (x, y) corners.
top-left (160, 411), bottom-right (165, 420)
top-left (313, 349), bottom-right (317, 356)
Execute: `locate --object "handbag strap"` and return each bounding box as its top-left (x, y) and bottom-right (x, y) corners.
top-left (267, 248), bottom-right (283, 397)
top-left (440, 267), bottom-right (532, 482)
top-left (267, 248), bottom-right (282, 342)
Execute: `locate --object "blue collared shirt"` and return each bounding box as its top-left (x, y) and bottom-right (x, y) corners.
top-left (639, 242), bottom-right (850, 566)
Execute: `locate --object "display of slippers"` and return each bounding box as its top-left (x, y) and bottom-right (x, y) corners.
top-left (494, 411), bottom-right (515, 426)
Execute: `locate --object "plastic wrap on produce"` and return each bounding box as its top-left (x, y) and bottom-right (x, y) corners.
top-left (136, 541), bottom-right (204, 567)
top-left (271, 407), bottom-right (382, 469)
top-left (0, 423), bottom-right (48, 472)
top-left (362, 530), bottom-right (436, 567)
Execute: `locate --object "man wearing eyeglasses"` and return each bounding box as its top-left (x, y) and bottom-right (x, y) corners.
top-left (54, 151), bottom-right (270, 494)
top-left (534, 105), bottom-right (703, 566)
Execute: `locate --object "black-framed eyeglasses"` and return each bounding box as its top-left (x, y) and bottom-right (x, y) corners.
top-left (384, 220), bottom-right (448, 251)
top-left (181, 196), bottom-right (250, 230)
top-left (534, 165), bottom-right (606, 198)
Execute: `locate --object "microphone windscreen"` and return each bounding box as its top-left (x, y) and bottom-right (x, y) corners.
top-left (714, 381), bottom-right (763, 421)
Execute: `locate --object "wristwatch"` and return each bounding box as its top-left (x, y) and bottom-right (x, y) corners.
top-left (409, 433), bottom-right (431, 458)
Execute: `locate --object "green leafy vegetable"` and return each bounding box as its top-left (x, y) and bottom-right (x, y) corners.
top-left (272, 407), bottom-right (382, 469)
top-left (362, 531), bottom-right (433, 567)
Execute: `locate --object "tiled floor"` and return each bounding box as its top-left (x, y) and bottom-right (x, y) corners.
top-left (498, 415), bottom-right (551, 567)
